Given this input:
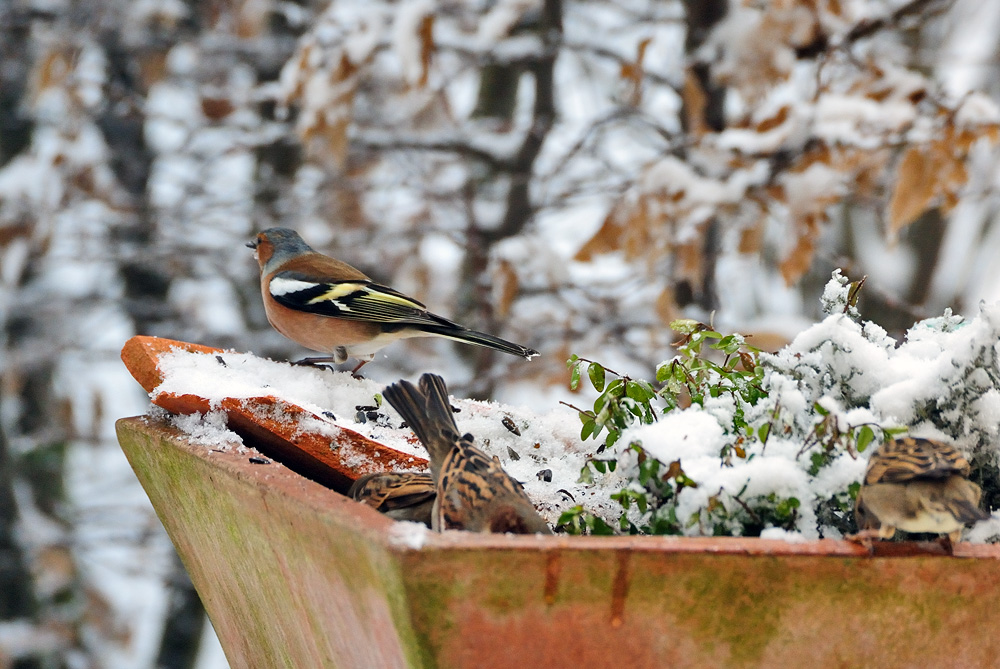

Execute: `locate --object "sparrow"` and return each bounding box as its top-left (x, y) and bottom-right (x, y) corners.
top-left (247, 228), bottom-right (539, 373)
top-left (849, 436), bottom-right (990, 547)
top-left (382, 373), bottom-right (552, 534)
top-left (348, 471), bottom-right (435, 526)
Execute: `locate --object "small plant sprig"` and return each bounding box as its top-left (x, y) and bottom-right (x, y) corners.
top-left (559, 321), bottom-right (776, 536)
top-left (657, 319), bottom-right (766, 437)
top-left (565, 319), bottom-right (767, 454)
top-left (799, 403), bottom-right (908, 475)
top-left (565, 356), bottom-right (656, 452)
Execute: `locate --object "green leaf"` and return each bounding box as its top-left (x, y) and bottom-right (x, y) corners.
top-left (566, 354), bottom-right (579, 368)
top-left (636, 493), bottom-right (648, 514)
top-left (672, 363), bottom-right (687, 383)
top-left (623, 398), bottom-right (643, 417)
top-left (638, 380), bottom-right (657, 401)
top-left (856, 425), bottom-right (875, 453)
top-left (594, 406), bottom-right (611, 427)
top-left (757, 423), bottom-right (771, 443)
top-left (670, 319), bottom-right (700, 334)
top-left (588, 363), bottom-right (606, 392)
top-left (570, 361), bottom-right (582, 390)
top-left (589, 516), bottom-right (616, 536)
top-left (655, 364), bottom-right (671, 382)
top-left (713, 334), bottom-right (741, 355)
top-left (581, 419), bottom-right (596, 441)
top-left (625, 380), bottom-right (646, 403)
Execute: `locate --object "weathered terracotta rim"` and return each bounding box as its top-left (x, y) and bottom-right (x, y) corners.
top-left (120, 415), bottom-right (1000, 561)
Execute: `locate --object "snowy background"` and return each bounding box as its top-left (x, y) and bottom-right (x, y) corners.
top-left (4, 0), bottom-right (1000, 666)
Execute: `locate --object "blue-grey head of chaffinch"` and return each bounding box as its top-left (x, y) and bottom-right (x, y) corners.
top-left (247, 227), bottom-right (539, 372)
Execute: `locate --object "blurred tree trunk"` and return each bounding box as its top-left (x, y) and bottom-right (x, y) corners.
top-left (0, 426), bottom-right (36, 621)
top-left (459, 0), bottom-right (562, 398)
top-left (155, 555), bottom-right (205, 669)
top-left (674, 0), bottom-right (728, 314)
top-left (113, 111), bottom-right (210, 669)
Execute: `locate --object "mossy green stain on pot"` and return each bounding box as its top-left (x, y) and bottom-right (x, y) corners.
top-left (116, 417), bottom-right (428, 669)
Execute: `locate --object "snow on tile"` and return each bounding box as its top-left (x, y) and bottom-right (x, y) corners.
top-left (150, 347), bottom-right (610, 527)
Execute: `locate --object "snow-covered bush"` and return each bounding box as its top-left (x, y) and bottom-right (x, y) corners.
top-left (563, 271), bottom-right (1000, 539)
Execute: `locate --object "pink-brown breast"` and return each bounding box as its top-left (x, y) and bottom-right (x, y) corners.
top-left (259, 279), bottom-right (383, 353)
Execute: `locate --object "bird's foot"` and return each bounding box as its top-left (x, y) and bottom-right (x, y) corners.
top-left (845, 528), bottom-right (892, 554)
top-left (291, 357), bottom-right (340, 372)
top-left (937, 532), bottom-right (960, 555)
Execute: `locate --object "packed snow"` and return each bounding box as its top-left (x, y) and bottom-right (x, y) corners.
top-left (151, 346), bottom-right (624, 528)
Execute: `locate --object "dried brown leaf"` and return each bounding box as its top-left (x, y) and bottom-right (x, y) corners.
top-left (622, 197), bottom-right (653, 261)
top-left (202, 97), bottom-right (235, 120)
top-left (655, 286), bottom-right (678, 325)
top-left (779, 216), bottom-right (819, 285)
top-left (738, 222), bottom-right (764, 254)
top-left (620, 37), bottom-right (652, 106)
top-left (887, 146), bottom-right (936, 238)
top-left (494, 259), bottom-right (519, 318)
top-left (574, 213), bottom-right (624, 261)
top-left (418, 14), bottom-right (435, 88)
top-left (682, 67), bottom-right (709, 137)
top-left (756, 105), bottom-right (790, 133)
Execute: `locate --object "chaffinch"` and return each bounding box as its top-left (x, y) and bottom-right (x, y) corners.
top-left (247, 227), bottom-right (539, 372)
top-left (348, 471), bottom-right (435, 526)
top-left (382, 373), bottom-right (552, 534)
top-left (849, 437), bottom-right (989, 548)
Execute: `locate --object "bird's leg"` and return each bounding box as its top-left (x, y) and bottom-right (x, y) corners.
top-left (350, 359), bottom-right (369, 378)
top-left (937, 530), bottom-right (961, 555)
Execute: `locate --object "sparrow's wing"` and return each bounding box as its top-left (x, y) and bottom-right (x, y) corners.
top-left (864, 437), bottom-right (971, 484)
top-left (436, 437), bottom-right (551, 535)
top-left (349, 472), bottom-right (435, 510)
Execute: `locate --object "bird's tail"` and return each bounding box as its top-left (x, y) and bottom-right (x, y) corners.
top-left (948, 479), bottom-right (992, 523)
top-left (383, 373), bottom-right (460, 475)
top-left (419, 325), bottom-right (539, 360)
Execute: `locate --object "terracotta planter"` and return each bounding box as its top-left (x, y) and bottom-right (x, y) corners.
top-left (117, 337), bottom-right (1000, 668)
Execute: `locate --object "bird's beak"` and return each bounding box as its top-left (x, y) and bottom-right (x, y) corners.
top-left (246, 239), bottom-right (259, 249)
